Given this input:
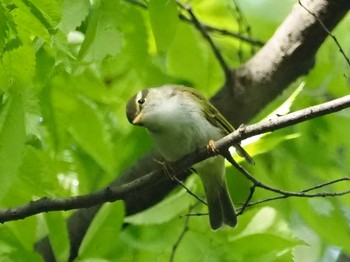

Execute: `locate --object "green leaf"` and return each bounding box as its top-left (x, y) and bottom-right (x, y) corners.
top-left (227, 83), bottom-right (304, 165)
top-left (167, 23), bottom-right (222, 89)
top-left (266, 82), bottom-right (304, 118)
top-left (29, 0), bottom-right (61, 27)
top-left (5, 217), bottom-right (38, 251)
top-left (0, 250), bottom-right (44, 262)
top-left (295, 198), bottom-right (350, 254)
top-left (1, 45), bottom-right (36, 85)
top-left (0, 220), bottom-right (43, 261)
top-left (0, 3), bottom-right (12, 54)
top-left (45, 212), bottom-right (70, 262)
top-left (78, 202), bottom-right (124, 260)
top-left (125, 179), bottom-right (196, 225)
top-left (60, 0), bottom-right (90, 34)
top-left (11, 1), bottom-right (51, 42)
top-left (4, 146), bottom-right (59, 205)
top-left (68, 97), bottom-right (115, 173)
top-left (0, 88), bottom-right (26, 202)
top-left (78, 1), bottom-right (123, 63)
top-left (149, 0), bottom-right (179, 53)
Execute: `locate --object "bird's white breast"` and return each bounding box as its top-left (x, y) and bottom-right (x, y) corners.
top-left (147, 93), bottom-right (223, 162)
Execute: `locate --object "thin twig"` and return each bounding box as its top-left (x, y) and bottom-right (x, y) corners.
top-left (299, 0), bottom-right (350, 68)
top-left (246, 187), bottom-right (350, 210)
top-left (172, 176), bottom-right (207, 206)
top-left (176, 1), bottom-right (234, 87)
top-left (237, 177), bottom-right (350, 210)
top-left (124, 0), bottom-right (264, 47)
top-left (201, 23), bottom-right (264, 46)
top-left (237, 185), bottom-right (256, 215)
top-left (155, 160), bottom-right (207, 205)
top-left (301, 177), bottom-right (350, 193)
top-left (0, 95), bottom-right (350, 223)
top-left (170, 204), bottom-right (195, 262)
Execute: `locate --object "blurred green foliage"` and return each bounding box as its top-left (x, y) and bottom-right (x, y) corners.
top-left (0, 0), bottom-right (349, 261)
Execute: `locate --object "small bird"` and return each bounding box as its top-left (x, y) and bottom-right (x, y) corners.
top-left (126, 85), bottom-right (253, 229)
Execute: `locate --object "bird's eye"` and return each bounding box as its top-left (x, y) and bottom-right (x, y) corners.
top-left (138, 98), bottom-right (145, 105)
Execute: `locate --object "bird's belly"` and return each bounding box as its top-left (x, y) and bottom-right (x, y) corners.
top-left (149, 123), bottom-right (222, 162)
top-left (152, 132), bottom-right (196, 162)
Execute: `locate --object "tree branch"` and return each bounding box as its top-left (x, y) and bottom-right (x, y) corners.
top-left (35, 0), bottom-right (350, 260)
top-left (2, 94), bottom-right (350, 223)
top-left (176, 1), bottom-right (234, 87)
top-left (212, 0), bottom-right (350, 125)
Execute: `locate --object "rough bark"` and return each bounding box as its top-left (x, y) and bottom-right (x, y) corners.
top-left (212, 0), bottom-right (350, 125)
top-left (35, 0), bottom-right (350, 261)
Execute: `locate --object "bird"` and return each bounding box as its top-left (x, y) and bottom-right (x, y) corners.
top-left (126, 84), bottom-right (254, 229)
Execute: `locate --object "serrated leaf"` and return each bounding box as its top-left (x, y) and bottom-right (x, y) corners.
top-left (125, 179), bottom-right (196, 225)
top-left (267, 82), bottom-right (304, 118)
top-left (227, 83), bottom-right (304, 164)
top-left (11, 1), bottom-right (51, 41)
top-left (227, 132), bottom-right (300, 167)
top-left (0, 88), bottom-right (26, 202)
top-left (30, 0), bottom-right (61, 27)
top-left (149, 0), bottom-right (179, 53)
top-left (1, 250), bottom-right (44, 262)
top-left (45, 212), bottom-right (70, 262)
top-left (60, 0), bottom-right (90, 34)
top-left (68, 97), bottom-right (115, 173)
top-left (5, 216), bottom-right (37, 251)
top-left (78, 202), bottom-right (124, 259)
top-left (15, 146), bottom-right (59, 199)
top-left (295, 198), bottom-right (350, 254)
top-left (1, 45), bottom-right (36, 85)
top-left (233, 207), bottom-right (301, 241)
top-left (78, 1), bottom-right (123, 63)
top-left (0, 3), bottom-right (11, 54)
top-left (168, 23), bottom-right (221, 89)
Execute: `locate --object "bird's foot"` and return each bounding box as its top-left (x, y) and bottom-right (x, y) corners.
top-left (154, 159), bottom-right (176, 181)
top-left (207, 140), bottom-right (220, 156)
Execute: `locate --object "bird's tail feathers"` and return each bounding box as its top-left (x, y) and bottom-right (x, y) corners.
top-left (235, 143), bottom-right (254, 165)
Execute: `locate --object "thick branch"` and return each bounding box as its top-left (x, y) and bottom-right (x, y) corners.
top-left (212, 0), bottom-right (350, 125)
top-left (36, 0), bottom-right (350, 260)
top-left (2, 94), bottom-right (350, 223)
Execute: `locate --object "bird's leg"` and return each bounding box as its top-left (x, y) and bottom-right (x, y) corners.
top-left (153, 159), bottom-right (195, 179)
top-left (153, 159), bottom-right (206, 205)
top-left (153, 159), bottom-right (176, 181)
top-left (207, 139), bottom-right (220, 156)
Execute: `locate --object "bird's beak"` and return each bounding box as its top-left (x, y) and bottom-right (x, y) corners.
top-left (132, 112), bottom-right (143, 125)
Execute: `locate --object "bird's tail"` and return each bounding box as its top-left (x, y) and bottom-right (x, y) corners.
top-left (235, 143), bottom-right (255, 165)
top-left (196, 158), bottom-right (237, 230)
top-left (205, 179), bottom-right (237, 230)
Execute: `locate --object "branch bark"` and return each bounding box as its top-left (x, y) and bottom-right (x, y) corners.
top-left (34, 0), bottom-right (350, 261)
top-left (212, 0), bottom-right (350, 125)
top-left (2, 95), bottom-right (350, 223)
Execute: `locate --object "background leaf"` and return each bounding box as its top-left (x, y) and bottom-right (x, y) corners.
top-left (149, 0), bottom-right (179, 54)
top-left (78, 202), bottom-right (124, 260)
top-left (0, 87), bottom-right (26, 202)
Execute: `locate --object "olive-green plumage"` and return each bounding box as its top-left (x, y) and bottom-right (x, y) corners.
top-left (126, 85), bottom-right (253, 229)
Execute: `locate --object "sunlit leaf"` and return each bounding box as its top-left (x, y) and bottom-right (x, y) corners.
top-left (0, 88), bottom-right (26, 202)
top-left (78, 202), bottom-right (124, 259)
top-left (45, 212), bottom-right (70, 262)
top-left (10, 1), bottom-right (51, 41)
top-left (125, 178), bottom-right (196, 225)
top-left (149, 0), bottom-right (179, 54)
top-left (1, 45), bottom-right (36, 84)
top-left (68, 97), bottom-right (115, 173)
top-left (78, 1), bottom-right (123, 63)
top-left (60, 0), bottom-right (90, 34)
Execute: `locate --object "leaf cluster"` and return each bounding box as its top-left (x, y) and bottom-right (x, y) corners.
top-left (0, 0), bottom-right (349, 261)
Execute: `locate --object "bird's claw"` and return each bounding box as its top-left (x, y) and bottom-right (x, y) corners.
top-left (154, 159), bottom-right (176, 181)
top-left (207, 140), bottom-right (220, 156)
